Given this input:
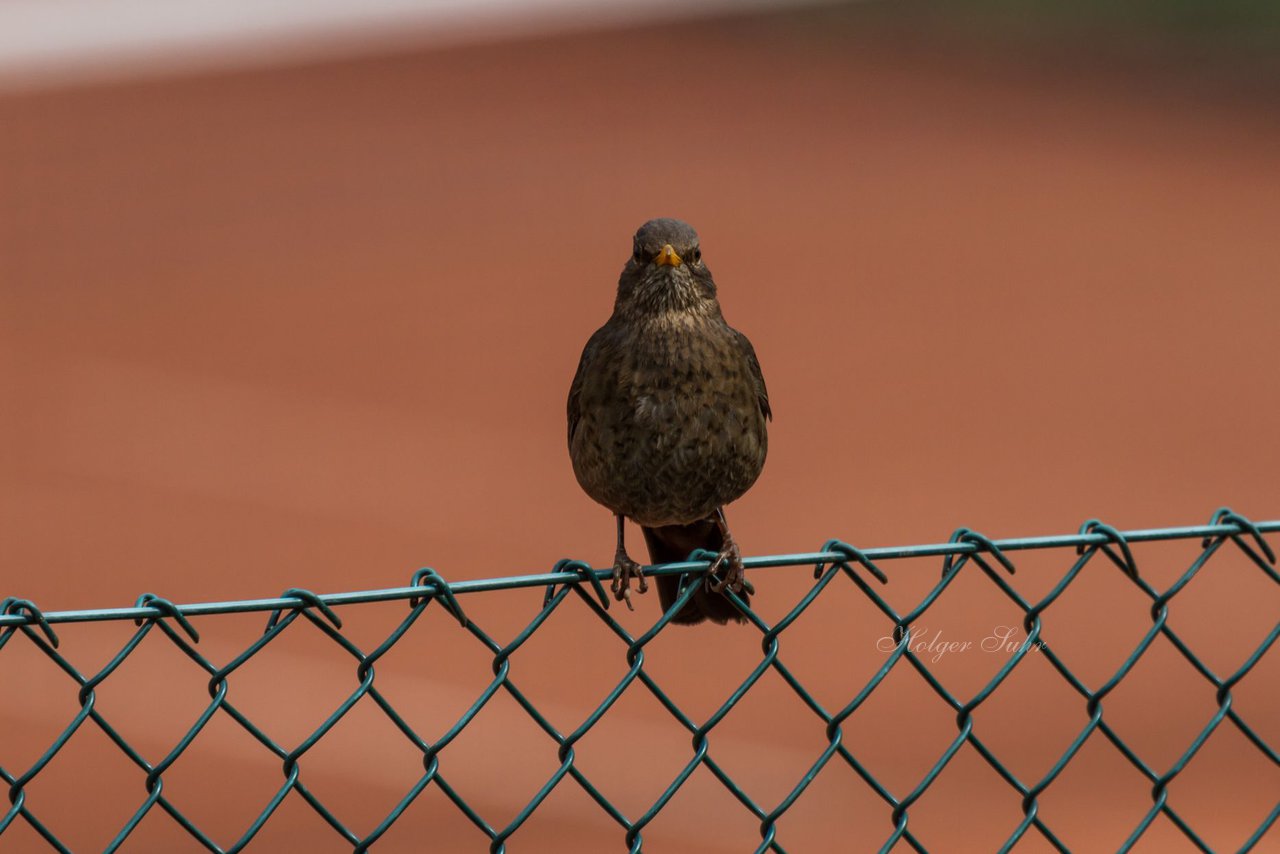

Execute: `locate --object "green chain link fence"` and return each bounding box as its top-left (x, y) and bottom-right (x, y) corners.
top-left (2, 507), bottom-right (1277, 853)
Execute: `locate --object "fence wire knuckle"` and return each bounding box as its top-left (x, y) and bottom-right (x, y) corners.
top-left (2, 598), bottom-right (59, 649)
top-left (2, 511), bottom-right (1278, 851)
top-left (816, 539), bottom-right (889, 586)
top-left (134, 592), bottom-right (200, 642)
top-left (546, 558), bottom-right (609, 612)
top-left (410, 566), bottom-right (469, 626)
top-left (264, 587), bottom-right (342, 635)
top-left (1078, 518), bottom-right (1139, 580)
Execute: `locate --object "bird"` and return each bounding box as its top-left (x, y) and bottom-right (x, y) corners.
top-left (567, 218), bottom-right (770, 625)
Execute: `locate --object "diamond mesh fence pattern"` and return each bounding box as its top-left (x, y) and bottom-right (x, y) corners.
top-left (2, 508), bottom-right (1277, 853)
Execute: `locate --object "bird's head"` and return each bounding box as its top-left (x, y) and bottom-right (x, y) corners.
top-left (615, 218), bottom-right (718, 317)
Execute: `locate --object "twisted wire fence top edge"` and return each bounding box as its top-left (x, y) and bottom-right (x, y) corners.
top-left (4, 516), bottom-right (1276, 628)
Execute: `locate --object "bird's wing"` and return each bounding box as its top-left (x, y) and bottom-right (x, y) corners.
top-left (734, 329), bottom-right (772, 421)
top-left (567, 326), bottom-right (608, 445)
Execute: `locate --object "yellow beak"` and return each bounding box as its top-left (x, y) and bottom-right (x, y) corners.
top-left (655, 243), bottom-right (683, 267)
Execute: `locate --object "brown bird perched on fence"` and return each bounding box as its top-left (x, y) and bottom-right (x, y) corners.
top-left (567, 218), bottom-right (770, 625)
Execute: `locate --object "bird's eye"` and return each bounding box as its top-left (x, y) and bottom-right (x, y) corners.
top-left (692, 247), bottom-right (702, 263)
top-left (633, 246), bottom-right (647, 264)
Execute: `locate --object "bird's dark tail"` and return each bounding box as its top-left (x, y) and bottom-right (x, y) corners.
top-left (642, 517), bottom-right (748, 626)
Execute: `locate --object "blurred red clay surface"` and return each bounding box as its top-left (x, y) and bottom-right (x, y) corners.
top-left (2, 14), bottom-right (1279, 853)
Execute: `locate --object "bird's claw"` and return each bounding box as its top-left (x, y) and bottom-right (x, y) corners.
top-left (611, 554), bottom-right (647, 611)
top-left (707, 542), bottom-right (752, 595)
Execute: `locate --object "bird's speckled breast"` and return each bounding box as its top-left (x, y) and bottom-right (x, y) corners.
top-left (570, 312), bottom-right (768, 526)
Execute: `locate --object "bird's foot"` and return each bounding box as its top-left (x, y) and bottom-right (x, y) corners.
top-left (707, 540), bottom-right (754, 595)
top-left (611, 551), bottom-right (648, 611)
